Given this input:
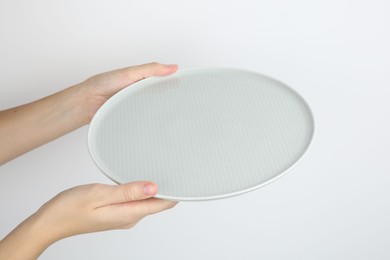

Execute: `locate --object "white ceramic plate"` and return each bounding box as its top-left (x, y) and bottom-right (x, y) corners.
top-left (88, 68), bottom-right (314, 201)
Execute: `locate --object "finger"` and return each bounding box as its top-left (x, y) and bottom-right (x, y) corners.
top-left (97, 198), bottom-right (177, 229)
top-left (103, 181), bottom-right (158, 204)
top-left (118, 62), bottom-right (178, 85)
top-left (116, 198), bottom-right (178, 218)
top-left (137, 198), bottom-right (178, 216)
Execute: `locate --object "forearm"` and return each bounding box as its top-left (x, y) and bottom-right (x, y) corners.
top-left (0, 84), bottom-right (88, 164)
top-left (0, 213), bottom-right (58, 260)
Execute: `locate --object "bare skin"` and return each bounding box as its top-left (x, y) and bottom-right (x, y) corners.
top-left (0, 62), bottom-right (179, 260)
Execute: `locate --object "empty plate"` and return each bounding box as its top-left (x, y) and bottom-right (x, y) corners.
top-left (88, 68), bottom-right (314, 201)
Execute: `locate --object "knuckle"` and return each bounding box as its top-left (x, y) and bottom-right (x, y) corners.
top-left (89, 183), bottom-right (105, 194)
top-left (86, 183), bottom-right (106, 200)
top-left (122, 186), bottom-right (138, 201)
top-left (147, 62), bottom-right (161, 73)
top-left (90, 183), bottom-right (104, 190)
top-left (149, 61), bottom-right (159, 67)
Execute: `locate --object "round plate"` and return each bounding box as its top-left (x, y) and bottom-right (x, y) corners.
top-left (88, 68), bottom-right (314, 201)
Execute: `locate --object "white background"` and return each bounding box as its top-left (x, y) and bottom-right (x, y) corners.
top-left (1, 0), bottom-right (389, 259)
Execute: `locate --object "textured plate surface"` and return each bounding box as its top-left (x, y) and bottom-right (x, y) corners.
top-left (88, 68), bottom-right (314, 201)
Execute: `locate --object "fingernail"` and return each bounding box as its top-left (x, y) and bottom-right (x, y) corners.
top-left (143, 183), bottom-right (155, 195)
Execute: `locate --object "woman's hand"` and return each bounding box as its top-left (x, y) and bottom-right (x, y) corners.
top-left (0, 182), bottom-right (176, 259)
top-left (0, 62), bottom-right (178, 164)
top-left (82, 62), bottom-right (178, 123)
top-left (37, 181), bottom-right (176, 237)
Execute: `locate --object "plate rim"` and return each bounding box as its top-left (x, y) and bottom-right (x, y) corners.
top-left (87, 67), bottom-right (315, 201)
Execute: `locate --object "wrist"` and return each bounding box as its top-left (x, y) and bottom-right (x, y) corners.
top-left (28, 211), bottom-right (64, 246)
top-left (0, 212), bottom-right (60, 259)
top-left (58, 83), bottom-right (91, 126)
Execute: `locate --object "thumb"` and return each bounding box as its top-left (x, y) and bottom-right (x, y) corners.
top-left (106, 181), bottom-right (158, 204)
top-left (116, 62), bottom-right (178, 86)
